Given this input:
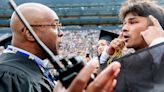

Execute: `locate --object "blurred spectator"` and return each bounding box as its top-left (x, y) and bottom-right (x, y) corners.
top-left (59, 29), bottom-right (121, 57)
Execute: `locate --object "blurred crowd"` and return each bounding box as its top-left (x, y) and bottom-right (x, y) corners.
top-left (58, 29), bottom-right (121, 57)
top-left (0, 28), bottom-right (136, 62)
top-left (0, 28), bottom-right (134, 57)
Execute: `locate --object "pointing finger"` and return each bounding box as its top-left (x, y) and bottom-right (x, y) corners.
top-left (118, 31), bottom-right (124, 39)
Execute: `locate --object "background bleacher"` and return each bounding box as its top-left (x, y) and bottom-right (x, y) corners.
top-left (0, 0), bottom-right (163, 28)
top-left (0, 0), bottom-right (164, 56)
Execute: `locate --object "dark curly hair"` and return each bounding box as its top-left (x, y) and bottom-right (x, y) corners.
top-left (119, 1), bottom-right (164, 29)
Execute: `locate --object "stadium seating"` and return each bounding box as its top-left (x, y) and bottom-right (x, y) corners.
top-left (0, 0), bottom-right (164, 27)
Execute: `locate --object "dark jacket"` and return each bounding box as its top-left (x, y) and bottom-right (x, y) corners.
top-left (99, 62), bottom-right (107, 73)
top-left (115, 42), bottom-right (164, 92)
top-left (0, 53), bottom-right (53, 92)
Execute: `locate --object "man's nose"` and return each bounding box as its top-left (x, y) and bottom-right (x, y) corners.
top-left (122, 24), bottom-right (129, 32)
top-left (58, 28), bottom-right (64, 37)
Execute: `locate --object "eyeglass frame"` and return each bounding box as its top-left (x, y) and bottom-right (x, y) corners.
top-left (21, 22), bottom-right (63, 37)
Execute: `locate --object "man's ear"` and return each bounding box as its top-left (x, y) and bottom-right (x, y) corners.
top-left (25, 29), bottom-right (35, 41)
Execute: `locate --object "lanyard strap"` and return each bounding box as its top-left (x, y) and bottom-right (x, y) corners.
top-left (4, 46), bottom-right (54, 82)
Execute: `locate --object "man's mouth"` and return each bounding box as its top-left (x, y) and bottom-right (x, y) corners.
top-left (124, 35), bottom-right (130, 43)
top-left (58, 42), bottom-right (63, 49)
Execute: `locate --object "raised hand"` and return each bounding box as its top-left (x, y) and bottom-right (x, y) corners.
top-left (86, 62), bottom-right (121, 92)
top-left (53, 62), bottom-right (121, 92)
top-left (140, 15), bottom-right (164, 45)
top-left (108, 32), bottom-right (125, 55)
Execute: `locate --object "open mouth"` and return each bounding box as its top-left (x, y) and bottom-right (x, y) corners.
top-left (58, 42), bottom-right (63, 49)
top-left (123, 35), bottom-right (130, 43)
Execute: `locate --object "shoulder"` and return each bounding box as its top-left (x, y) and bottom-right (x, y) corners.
top-left (0, 68), bottom-right (33, 92)
top-left (0, 53), bottom-right (53, 92)
top-left (0, 64), bottom-right (52, 92)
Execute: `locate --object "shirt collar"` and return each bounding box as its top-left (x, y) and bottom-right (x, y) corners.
top-left (3, 45), bottom-right (45, 67)
top-left (3, 45), bottom-right (55, 83)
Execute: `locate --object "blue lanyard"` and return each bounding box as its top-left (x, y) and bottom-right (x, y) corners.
top-left (4, 46), bottom-right (54, 82)
top-left (6, 46), bottom-right (44, 68)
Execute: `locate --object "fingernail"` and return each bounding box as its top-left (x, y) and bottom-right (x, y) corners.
top-left (119, 31), bottom-right (122, 35)
top-left (140, 32), bottom-right (144, 35)
top-left (149, 15), bottom-right (152, 17)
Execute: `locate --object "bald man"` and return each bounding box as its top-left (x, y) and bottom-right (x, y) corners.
top-left (0, 3), bottom-right (63, 92)
top-left (0, 2), bottom-right (121, 92)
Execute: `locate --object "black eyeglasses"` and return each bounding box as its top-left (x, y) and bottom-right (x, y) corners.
top-left (31, 23), bottom-right (63, 37)
top-left (30, 23), bottom-right (62, 28)
top-left (21, 23), bottom-right (63, 37)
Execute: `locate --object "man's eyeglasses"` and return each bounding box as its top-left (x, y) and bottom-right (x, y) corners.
top-left (30, 23), bottom-right (62, 28)
top-left (21, 23), bottom-right (63, 37)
